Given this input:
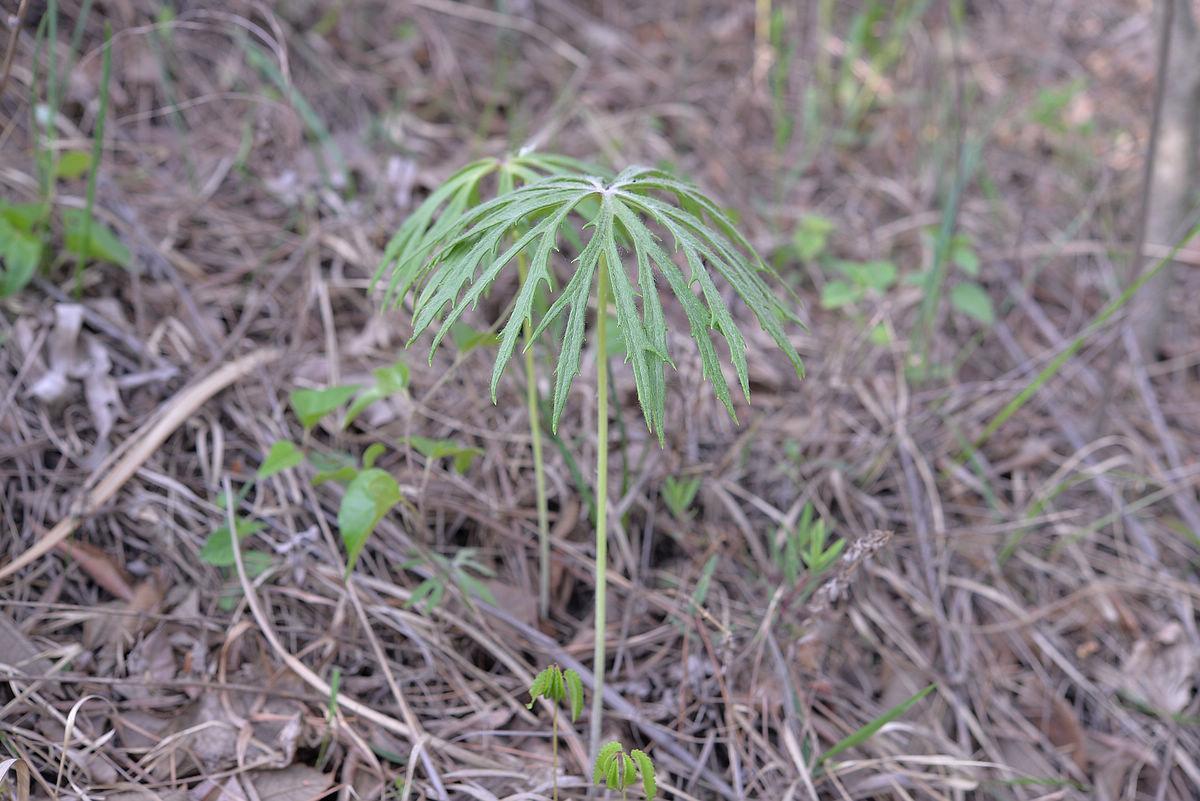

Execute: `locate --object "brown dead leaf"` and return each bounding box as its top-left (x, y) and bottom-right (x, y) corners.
top-left (246, 764), bottom-right (333, 801)
top-left (54, 538), bottom-right (136, 601)
top-left (1118, 634), bottom-right (1198, 715)
top-left (1018, 683), bottom-right (1088, 772)
top-left (83, 578), bottom-right (165, 670)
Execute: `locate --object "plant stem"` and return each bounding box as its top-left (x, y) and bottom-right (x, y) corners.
top-left (518, 253), bottom-right (552, 620)
top-left (589, 254), bottom-right (610, 761)
top-left (551, 704), bottom-right (559, 801)
top-left (76, 23), bottom-right (113, 299)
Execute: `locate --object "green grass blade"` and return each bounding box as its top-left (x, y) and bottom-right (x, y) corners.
top-left (819, 683), bottom-right (935, 764)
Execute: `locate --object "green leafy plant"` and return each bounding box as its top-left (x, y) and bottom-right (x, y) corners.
top-left (377, 163), bottom-right (805, 756)
top-left (377, 151), bottom-right (600, 621)
top-left (661, 474), bottom-right (702, 521)
top-left (593, 740), bottom-right (657, 801)
top-left (792, 213), bottom-right (835, 262)
top-left (404, 548), bottom-right (496, 612)
top-left (772, 502), bottom-right (844, 592)
top-left (820, 259), bottom-right (897, 310)
top-left (200, 362), bottom-right (411, 580)
top-left (2, 15), bottom-right (127, 300)
top-left (527, 664), bottom-right (584, 801)
top-left (915, 230), bottom-right (994, 325)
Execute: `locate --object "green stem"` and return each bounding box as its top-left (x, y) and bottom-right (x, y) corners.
top-left (518, 253), bottom-right (552, 620)
top-left (589, 254), bottom-right (610, 760)
top-left (76, 23), bottom-right (112, 299)
top-left (551, 703), bottom-right (559, 801)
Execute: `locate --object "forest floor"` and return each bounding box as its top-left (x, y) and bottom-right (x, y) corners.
top-left (3, 1), bottom-right (1200, 800)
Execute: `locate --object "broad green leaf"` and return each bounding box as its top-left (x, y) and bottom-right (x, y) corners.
top-left (820, 280), bottom-right (860, 309)
top-left (404, 435), bottom-right (482, 474)
top-left (950, 282), bottom-right (995, 324)
top-left (344, 361), bottom-right (409, 427)
top-left (290, 384), bottom-right (359, 429)
top-left (564, 669), bottom-right (584, 722)
top-left (257, 440), bottom-right (303, 479)
top-left (528, 666), bottom-right (552, 707)
top-left (382, 165), bottom-right (806, 438)
top-left (833, 259), bottom-right (896, 291)
top-left (61, 208), bottom-right (131, 267)
top-left (594, 741), bottom-right (623, 785)
top-left (951, 236), bottom-right (980, 276)
top-left (793, 213), bottom-right (835, 261)
top-left (0, 202), bottom-right (49, 232)
top-left (631, 749), bottom-right (657, 801)
top-left (0, 217), bottom-right (43, 297)
top-left (200, 518), bottom-right (266, 567)
top-left (362, 442), bottom-right (386, 469)
top-left (337, 468), bottom-right (401, 573)
top-left (54, 150), bottom-right (93, 180)
top-left (449, 322), bottom-right (500, 353)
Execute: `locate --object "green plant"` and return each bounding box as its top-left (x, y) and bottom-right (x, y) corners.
top-left (819, 258), bottom-right (897, 310)
top-left (527, 664), bottom-right (584, 801)
top-left (772, 502), bottom-right (843, 592)
top-left (914, 230), bottom-right (994, 325)
top-left (660, 474), bottom-right (701, 521)
top-left (593, 740), bottom-right (657, 801)
top-left (404, 548), bottom-right (496, 611)
top-left (2, 19), bottom-right (127, 299)
top-left (378, 163), bottom-right (804, 756)
top-left (791, 213), bottom-right (835, 262)
top-left (199, 361), bottom-right (411, 579)
top-left (377, 151), bottom-right (600, 621)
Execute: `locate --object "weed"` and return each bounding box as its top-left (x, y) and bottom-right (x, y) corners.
top-left (773, 502), bottom-right (844, 591)
top-left (526, 664), bottom-right (584, 801)
top-left (199, 361), bottom-right (411, 578)
top-left (593, 740), bottom-right (657, 801)
top-left (1, 18), bottom-right (127, 299)
top-left (660, 475), bottom-right (701, 521)
top-left (378, 163), bottom-right (805, 757)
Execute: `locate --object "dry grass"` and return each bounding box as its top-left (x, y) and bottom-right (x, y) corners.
top-left (2, 1), bottom-right (1200, 800)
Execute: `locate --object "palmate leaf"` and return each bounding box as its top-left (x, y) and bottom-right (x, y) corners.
top-left (380, 166), bottom-right (804, 442)
top-left (372, 152), bottom-right (604, 311)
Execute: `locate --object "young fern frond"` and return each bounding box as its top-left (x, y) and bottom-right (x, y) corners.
top-left (386, 166), bottom-right (805, 442)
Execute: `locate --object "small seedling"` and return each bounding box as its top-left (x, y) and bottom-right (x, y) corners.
top-left (773, 502), bottom-right (844, 589)
top-left (200, 361), bottom-right (412, 579)
top-left (378, 163), bottom-right (805, 758)
top-left (913, 229), bottom-right (994, 325)
top-left (792, 213), bottom-right (835, 262)
top-left (661, 475), bottom-right (701, 521)
top-left (820, 259), bottom-right (897, 310)
top-left (527, 664), bottom-right (584, 801)
top-left (403, 548), bottom-right (496, 612)
top-left (593, 740), bottom-right (657, 801)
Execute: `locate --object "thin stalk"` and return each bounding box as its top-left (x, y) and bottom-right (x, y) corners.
top-left (551, 704), bottom-right (559, 801)
top-left (589, 254), bottom-right (610, 760)
top-left (518, 252), bottom-right (552, 620)
top-left (76, 23), bottom-right (112, 298)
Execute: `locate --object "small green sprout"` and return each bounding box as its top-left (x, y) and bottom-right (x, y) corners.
top-left (528, 664), bottom-right (585, 801)
top-left (774, 502), bottom-right (844, 588)
top-left (661, 475), bottom-right (702, 521)
top-left (593, 740), bottom-right (657, 801)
